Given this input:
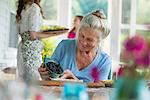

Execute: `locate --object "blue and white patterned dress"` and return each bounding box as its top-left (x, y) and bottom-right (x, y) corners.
top-left (17, 3), bottom-right (44, 81)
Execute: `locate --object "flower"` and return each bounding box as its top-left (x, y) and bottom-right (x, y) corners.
top-left (90, 66), bottom-right (100, 82)
top-left (118, 35), bottom-right (150, 79)
top-left (124, 35), bottom-right (146, 52)
top-left (115, 34), bottom-right (150, 100)
top-left (135, 50), bottom-right (150, 67)
top-left (120, 34), bottom-right (150, 78)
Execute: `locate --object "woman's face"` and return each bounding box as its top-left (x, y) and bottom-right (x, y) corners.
top-left (77, 27), bottom-right (100, 52)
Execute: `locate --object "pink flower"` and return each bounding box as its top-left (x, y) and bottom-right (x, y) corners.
top-left (117, 67), bottom-right (124, 77)
top-left (122, 34), bottom-right (150, 69)
top-left (135, 50), bottom-right (150, 67)
top-left (120, 34), bottom-right (150, 78)
top-left (124, 35), bottom-right (146, 53)
top-left (90, 67), bottom-right (100, 82)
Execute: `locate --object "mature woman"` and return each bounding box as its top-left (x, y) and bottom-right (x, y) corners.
top-left (39, 10), bottom-right (112, 82)
top-left (16, 0), bottom-right (61, 82)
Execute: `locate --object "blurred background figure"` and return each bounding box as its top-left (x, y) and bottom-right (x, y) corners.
top-left (67, 15), bottom-right (83, 39)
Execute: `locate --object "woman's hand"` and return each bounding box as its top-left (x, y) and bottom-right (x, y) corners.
top-left (38, 64), bottom-right (50, 80)
top-left (60, 70), bottom-right (79, 80)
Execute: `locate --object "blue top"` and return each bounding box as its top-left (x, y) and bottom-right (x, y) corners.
top-left (46, 40), bottom-right (112, 82)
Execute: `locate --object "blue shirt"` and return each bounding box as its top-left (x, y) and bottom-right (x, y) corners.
top-left (47, 40), bottom-right (112, 82)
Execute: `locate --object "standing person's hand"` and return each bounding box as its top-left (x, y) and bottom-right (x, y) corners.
top-left (38, 64), bottom-right (50, 80)
top-left (60, 69), bottom-right (79, 80)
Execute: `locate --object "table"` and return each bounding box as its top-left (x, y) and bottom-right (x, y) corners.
top-left (37, 80), bottom-right (114, 100)
top-left (37, 86), bottom-right (113, 100)
top-left (37, 80), bottom-right (150, 100)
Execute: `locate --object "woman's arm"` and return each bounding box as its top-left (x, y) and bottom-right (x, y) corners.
top-left (68, 27), bottom-right (75, 33)
top-left (60, 70), bottom-right (79, 80)
top-left (38, 64), bottom-right (51, 80)
top-left (28, 4), bottom-right (67, 40)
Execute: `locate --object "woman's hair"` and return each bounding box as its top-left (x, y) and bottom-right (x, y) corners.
top-left (16, 0), bottom-right (43, 22)
top-left (78, 10), bottom-right (110, 40)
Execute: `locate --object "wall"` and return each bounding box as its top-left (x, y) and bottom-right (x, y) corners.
top-left (0, 0), bottom-right (17, 68)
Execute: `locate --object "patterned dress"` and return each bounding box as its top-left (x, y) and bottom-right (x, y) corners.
top-left (17, 3), bottom-right (44, 82)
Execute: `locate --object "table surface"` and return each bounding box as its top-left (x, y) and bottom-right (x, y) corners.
top-left (37, 85), bottom-right (114, 100)
top-left (37, 80), bottom-right (114, 88)
top-left (37, 80), bottom-right (150, 100)
top-left (37, 80), bottom-right (114, 100)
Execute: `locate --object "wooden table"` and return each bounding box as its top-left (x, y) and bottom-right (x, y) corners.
top-left (37, 80), bottom-right (150, 100)
top-left (37, 86), bottom-right (113, 100)
top-left (37, 80), bottom-right (114, 100)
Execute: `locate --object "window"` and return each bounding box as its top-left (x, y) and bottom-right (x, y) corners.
top-left (136, 0), bottom-right (150, 39)
top-left (120, 0), bottom-right (150, 58)
top-left (10, 0), bottom-right (17, 11)
top-left (120, 0), bottom-right (131, 50)
top-left (40, 0), bottom-right (58, 25)
top-left (136, 0), bottom-right (150, 24)
top-left (108, 0), bottom-right (150, 71)
top-left (120, 29), bottom-right (130, 49)
top-left (10, 0), bottom-right (58, 23)
top-left (122, 0), bottom-right (131, 24)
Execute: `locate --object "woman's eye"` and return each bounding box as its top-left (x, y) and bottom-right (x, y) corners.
top-left (79, 34), bottom-right (84, 39)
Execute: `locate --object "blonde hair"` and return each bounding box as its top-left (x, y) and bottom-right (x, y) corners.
top-left (78, 10), bottom-right (110, 40)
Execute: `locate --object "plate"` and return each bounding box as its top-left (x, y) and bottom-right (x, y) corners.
top-left (43, 29), bottom-right (69, 32)
top-left (101, 80), bottom-right (114, 87)
top-left (41, 25), bottom-right (69, 32)
top-left (51, 78), bottom-right (83, 83)
top-left (42, 29), bottom-right (69, 37)
top-left (43, 29), bottom-right (69, 34)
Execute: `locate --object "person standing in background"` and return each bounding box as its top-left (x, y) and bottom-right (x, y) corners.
top-left (16, 0), bottom-right (61, 82)
top-left (67, 15), bottom-right (83, 39)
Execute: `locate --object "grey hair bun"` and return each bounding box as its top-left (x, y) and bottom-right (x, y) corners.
top-left (79, 10), bottom-right (110, 39)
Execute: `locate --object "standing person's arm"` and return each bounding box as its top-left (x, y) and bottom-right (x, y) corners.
top-left (28, 4), bottom-right (66, 40)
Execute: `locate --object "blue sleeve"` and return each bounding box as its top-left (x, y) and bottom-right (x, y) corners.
top-left (48, 40), bottom-right (65, 63)
top-left (99, 56), bottom-right (112, 80)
